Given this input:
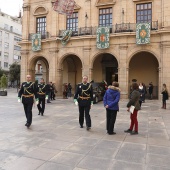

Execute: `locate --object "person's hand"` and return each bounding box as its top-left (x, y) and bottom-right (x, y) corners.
top-left (127, 108), bottom-right (130, 112)
top-left (36, 99), bottom-right (39, 105)
top-left (91, 101), bottom-right (93, 107)
top-left (105, 105), bottom-right (109, 108)
top-left (45, 95), bottom-right (48, 100)
top-left (75, 101), bottom-right (78, 106)
top-left (18, 98), bottom-right (21, 103)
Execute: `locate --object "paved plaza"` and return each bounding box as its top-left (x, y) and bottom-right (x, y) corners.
top-left (0, 89), bottom-right (170, 170)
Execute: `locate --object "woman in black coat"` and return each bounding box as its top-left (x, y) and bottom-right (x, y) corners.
top-left (161, 83), bottom-right (169, 109)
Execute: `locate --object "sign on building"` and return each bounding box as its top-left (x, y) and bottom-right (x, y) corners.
top-left (136, 23), bottom-right (150, 45)
top-left (32, 34), bottom-right (41, 52)
top-left (96, 27), bottom-right (110, 49)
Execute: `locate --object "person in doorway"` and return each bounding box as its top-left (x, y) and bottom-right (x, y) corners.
top-left (37, 78), bottom-right (48, 116)
top-left (139, 82), bottom-right (145, 108)
top-left (148, 82), bottom-right (153, 99)
top-left (18, 75), bottom-right (38, 128)
top-left (103, 82), bottom-right (121, 135)
top-left (67, 83), bottom-right (72, 98)
top-left (161, 83), bottom-right (169, 109)
top-left (74, 75), bottom-right (93, 130)
top-left (124, 82), bottom-right (140, 135)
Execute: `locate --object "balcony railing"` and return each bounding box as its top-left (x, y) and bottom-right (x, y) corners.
top-left (28, 32), bottom-right (50, 40)
top-left (58, 21), bottom-right (158, 37)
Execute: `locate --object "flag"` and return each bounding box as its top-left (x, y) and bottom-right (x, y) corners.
top-left (32, 34), bottom-right (41, 51)
top-left (53, 0), bottom-right (75, 16)
top-left (96, 27), bottom-right (110, 49)
top-left (136, 23), bottom-right (150, 45)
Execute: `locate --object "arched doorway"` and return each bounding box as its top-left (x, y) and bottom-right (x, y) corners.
top-left (29, 57), bottom-right (49, 83)
top-left (129, 52), bottom-right (159, 99)
top-left (61, 55), bottom-right (82, 94)
top-left (93, 53), bottom-right (118, 85)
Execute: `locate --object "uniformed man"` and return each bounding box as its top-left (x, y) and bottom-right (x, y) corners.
top-left (74, 75), bottom-right (93, 130)
top-left (18, 75), bottom-right (38, 128)
top-left (37, 78), bottom-right (48, 116)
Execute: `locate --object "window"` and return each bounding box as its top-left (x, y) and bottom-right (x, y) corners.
top-left (14, 45), bottom-right (21, 51)
top-left (4, 53), bottom-right (8, 60)
top-left (4, 43), bottom-right (9, 49)
top-left (5, 33), bottom-right (9, 41)
top-left (136, 3), bottom-right (152, 23)
top-left (99, 8), bottom-right (112, 27)
top-left (4, 62), bottom-right (8, 68)
top-left (67, 12), bottom-right (78, 32)
top-left (36, 17), bottom-right (46, 35)
top-left (14, 55), bottom-right (21, 60)
top-left (14, 36), bottom-right (22, 41)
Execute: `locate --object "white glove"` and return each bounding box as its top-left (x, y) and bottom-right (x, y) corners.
top-left (75, 101), bottom-right (78, 106)
top-left (18, 99), bottom-right (21, 103)
top-left (36, 100), bottom-right (39, 105)
top-left (91, 103), bottom-right (93, 106)
top-left (45, 96), bottom-right (48, 100)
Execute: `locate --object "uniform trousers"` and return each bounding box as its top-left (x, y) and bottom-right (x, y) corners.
top-left (79, 105), bottom-right (91, 127)
top-left (129, 109), bottom-right (138, 132)
top-left (23, 103), bottom-right (33, 125)
top-left (106, 109), bottom-right (117, 134)
top-left (37, 98), bottom-right (45, 114)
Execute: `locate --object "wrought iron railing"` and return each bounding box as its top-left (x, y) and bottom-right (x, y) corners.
top-left (28, 32), bottom-right (50, 40)
top-left (58, 21), bottom-right (158, 37)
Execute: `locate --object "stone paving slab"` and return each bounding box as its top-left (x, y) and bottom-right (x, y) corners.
top-left (0, 89), bottom-right (170, 170)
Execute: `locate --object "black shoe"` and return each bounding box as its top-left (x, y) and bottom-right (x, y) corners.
top-left (130, 131), bottom-right (138, 135)
top-left (47, 101), bottom-right (51, 103)
top-left (80, 125), bottom-right (83, 128)
top-left (108, 132), bottom-right (116, 135)
top-left (124, 129), bottom-right (132, 133)
top-left (25, 123), bottom-right (30, 128)
top-left (41, 113), bottom-right (44, 116)
top-left (86, 126), bottom-right (91, 130)
top-left (53, 98), bottom-right (55, 100)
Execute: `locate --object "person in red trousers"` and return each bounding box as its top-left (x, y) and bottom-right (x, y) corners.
top-left (124, 82), bottom-right (140, 135)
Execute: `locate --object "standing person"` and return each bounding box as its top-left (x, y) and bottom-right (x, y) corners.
top-left (142, 83), bottom-right (147, 103)
top-left (52, 83), bottom-right (57, 100)
top-left (103, 82), bottom-right (121, 135)
top-left (18, 75), bottom-right (38, 128)
top-left (161, 83), bottom-right (169, 109)
top-left (148, 82), bottom-right (153, 99)
top-left (124, 82), bottom-right (140, 135)
top-left (37, 78), bottom-right (47, 116)
top-left (74, 75), bottom-right (93, 130)
top-left (139, 82), bottom-right (145, 108)
top-left (63, 83), bottom-right (68, 99)
top-left (50, 82), bottom-right (54, 100)
top-left (46, 82), bottom-right (52, 103)
top-left (67, 83), bottom-right (72, 98)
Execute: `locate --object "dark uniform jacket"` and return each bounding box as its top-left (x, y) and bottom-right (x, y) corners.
top-left (74, 83), bottom-right (93, 106)
top-left (37, 83), bottom-right (47, 99)
top-left (18, 82), bottom-right (37, 104)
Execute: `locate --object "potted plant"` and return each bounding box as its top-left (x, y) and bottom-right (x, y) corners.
top-left (0, 74), bottom-right (8, 96)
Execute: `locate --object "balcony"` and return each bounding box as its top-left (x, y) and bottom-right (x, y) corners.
top-left (28, 32), bottom-right (50, 40)
top-left (58, 21), bottom-right (158, 37)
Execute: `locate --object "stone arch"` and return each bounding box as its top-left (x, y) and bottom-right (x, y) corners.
top-left (92, 52), bottom-right (119, 85)
top-left (127, 49), bottom-right (160, 67)
top-left (58, 52), bottom-right (83, 69)
top-left (28, 55), bottom-right (49, 83)
top-left (33, 6), bottom-right (48, 16)
top-left (128, 51), bottom-right (159, 99)
top-left (91, 51), bottom-right (119, 68)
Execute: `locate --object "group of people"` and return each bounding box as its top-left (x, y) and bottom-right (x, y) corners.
top-left (18, 75), bottom-right (168, 136)
top-left (18, 76), bottom-right (57, 127)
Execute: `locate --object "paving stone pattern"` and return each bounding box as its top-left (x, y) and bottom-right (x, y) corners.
top-left (0, 89), bottom-right (170, 170)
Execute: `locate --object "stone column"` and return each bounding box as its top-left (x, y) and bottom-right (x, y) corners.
top-left (56, 69), bottom-right (63, 96)
top-left (22, 3), bottom-right (30, 40)
top-left (118, 44), bottom-right (129, 99)
top-left (20, 51), bottom-right (29, 83)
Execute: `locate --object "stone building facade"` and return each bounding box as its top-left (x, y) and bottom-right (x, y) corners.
top-left (20, 0), bottom-right (170, 99)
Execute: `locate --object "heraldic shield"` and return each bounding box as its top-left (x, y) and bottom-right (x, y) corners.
top-left (32, 33), bottom-right (41, 52)
top-left (96, 27), bottom-right (110, 49)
